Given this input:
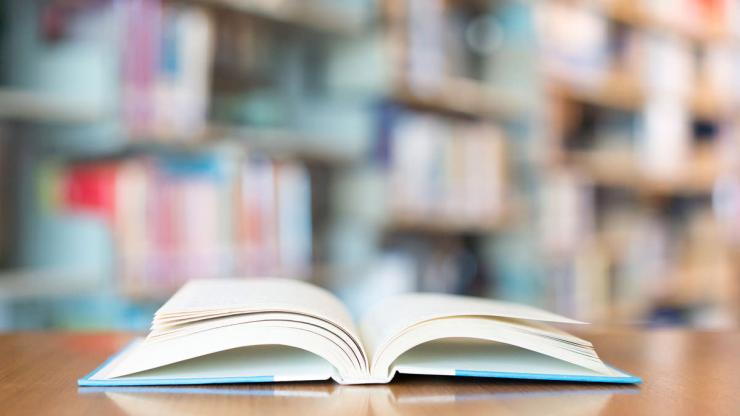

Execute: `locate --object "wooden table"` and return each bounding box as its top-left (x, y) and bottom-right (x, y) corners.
top-left (0, 329), bottom-right (737, 415)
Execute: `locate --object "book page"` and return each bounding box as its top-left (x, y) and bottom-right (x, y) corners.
top-left (111, 278), bottom-right (369, 381)
top-left (368, 316), bottom-right (612, 378)
top-left (156, 278), bottom-right (360, 339)
top-left (360, 293), bottom-right (585, 360)
top-left (103, 341), bottom-right (334, 382)
top-left (96, 321), bottom-right (359, 380)
top-left (148, 312), bottom-right (365, 371)
top-left (393, 339), bottom-right (635, 381)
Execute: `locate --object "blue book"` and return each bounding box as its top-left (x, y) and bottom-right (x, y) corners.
top-left (79, 278), bottom-right (641, 386)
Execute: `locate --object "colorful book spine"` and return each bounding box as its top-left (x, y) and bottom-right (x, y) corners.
top-left (387, 109), bottom-right (507, 226)
top-left (56, 151), bottom-right (312, 298)
top-left (121, 0), bottom-right (213, 140)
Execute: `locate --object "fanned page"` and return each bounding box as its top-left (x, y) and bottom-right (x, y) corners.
top-left (154, 278), bottom-right (356, 329)
top-left (360, 293), bottom-right (639, 383)
top-left (79, 280), bottom-right (640, 386)
top-left (82, 278), bottom-right (370, 385)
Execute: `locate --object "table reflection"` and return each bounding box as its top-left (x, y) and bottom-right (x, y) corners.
top-left (79, 377), bottom-right (638, 416)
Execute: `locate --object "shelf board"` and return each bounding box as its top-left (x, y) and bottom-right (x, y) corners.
top-left (387, 214), bottom-right (502, 235)
top-left (393, 77), bottom-right (525, 120)
top-left (598, 0), bottom-right (738, 45)
top-left (89, 124), bottom-right (361, 165)
top-left (560, 0), bottom-right (739, 45)
top-left (568, 145), bottom-right (719, 195)
top-left (549, 71), bottom-right (643, 112)
top-left (207, 124), bottom-right (362, 164)
top-left (0, 269), bottom-right (105, 301)
top-left (691, 83), bottom-right (735, 120)
top-left (189, 0), bottom-right (368, 35)
top-left (0, 88), bottom-right (107, 124)
top-left (549, 72), bottom-right (736, 118)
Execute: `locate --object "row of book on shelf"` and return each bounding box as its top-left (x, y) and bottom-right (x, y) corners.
top-left (400, 0), bottom-right (525, 93)
top-left (118, 0), bottom-right (342, 140)
top-left (537, 0), bottom-right (740, 105)
top-left (121, 0), bottom-right (213, 140)
top-left (539, 170), bottom-right (737, 326)
top-left (41, 149), bottom-right (312, 298)
top-left (540, 1), bottom-right (740, 184)
top-left (378, 107), bottom-right (507, 227)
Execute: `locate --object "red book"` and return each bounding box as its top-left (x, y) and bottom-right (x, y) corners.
top-left (62, 163), bottom-right (119, 222)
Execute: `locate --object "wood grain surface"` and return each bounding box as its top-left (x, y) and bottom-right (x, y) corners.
top-left (0, 329), bottom-right (737, 415)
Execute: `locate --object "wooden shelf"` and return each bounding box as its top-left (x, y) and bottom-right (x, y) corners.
top-left (393, 78), bottom-right (525, 120)
top-left (387, 213), bottom-right (502, 235)
top-left (549, 70), bottom-right (643, 112)
top-left (582, 0), bottom-right (738, 44)
top-left (0, 269), bottom-right (105, 301)
top-left (207, 124), bottom-right (362, 164)
top-left (89, 124), bottom-right (362, 165)
top-left (188, 0), bottom-right (368, 35)
top-left (549, 71), bottom-right (736, 118)
top-left (691, 81), bottom-right (735, 119)
top-left (0, 88), bottom-right (108, 124)
top-left (568, 145), bottom-right (719, 195)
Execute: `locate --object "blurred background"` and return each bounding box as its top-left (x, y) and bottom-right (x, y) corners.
top-left (0, 0), bottom-right (739, 331)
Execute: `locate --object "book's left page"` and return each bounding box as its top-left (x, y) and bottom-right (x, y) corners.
top-left (80, 278), bottom-right (370, 386)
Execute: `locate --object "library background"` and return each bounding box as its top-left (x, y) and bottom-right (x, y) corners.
top-left (0, 0), bottom-right (739, 330)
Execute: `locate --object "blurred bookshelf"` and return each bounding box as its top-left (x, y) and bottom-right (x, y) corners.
top-left (0, 0), bottom-right (738, 330)
top-left (538, 0), bottom-right (740, 327)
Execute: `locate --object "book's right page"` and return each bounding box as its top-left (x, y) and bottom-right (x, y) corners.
top-left (392, 339), bottom-right (639, 383)
top-left (360, 293), bottom-right (640, 384)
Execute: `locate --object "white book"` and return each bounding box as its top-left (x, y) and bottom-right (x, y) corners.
top-left (79, 278), bottom-right (640, 386)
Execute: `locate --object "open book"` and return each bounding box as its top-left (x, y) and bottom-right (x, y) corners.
top-left (79, 278), bottom-right (640, 386)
